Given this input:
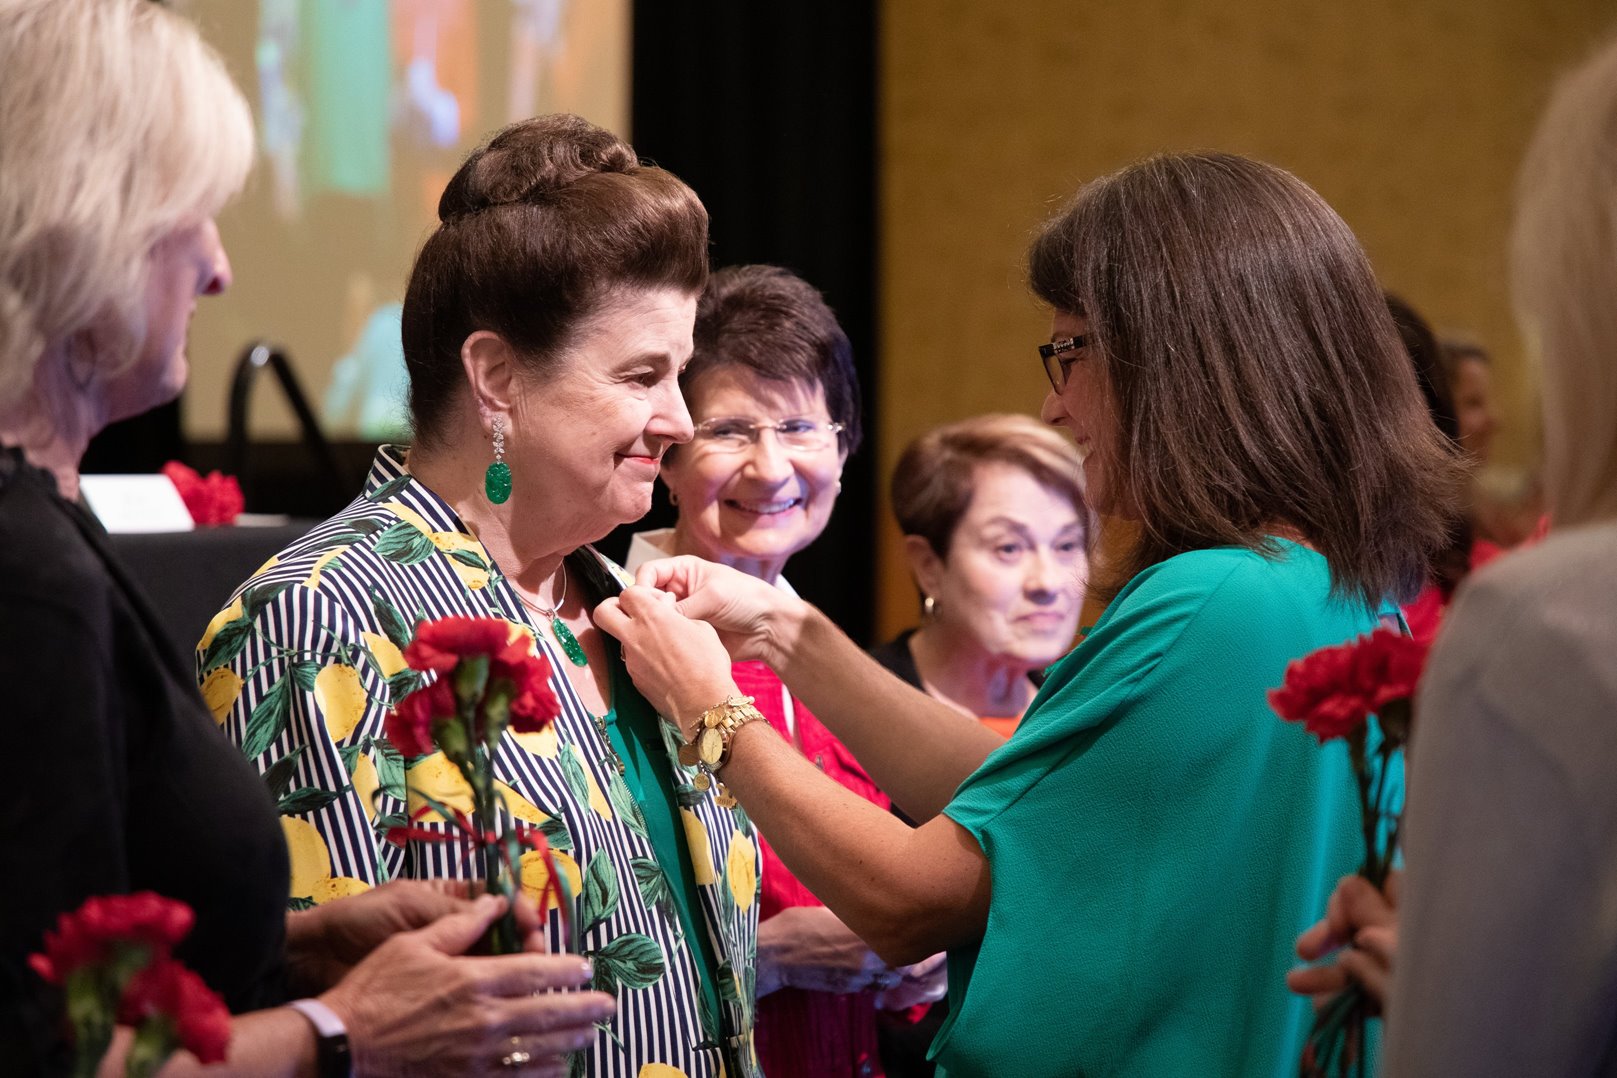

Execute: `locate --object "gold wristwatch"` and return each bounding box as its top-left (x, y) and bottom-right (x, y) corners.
top-left (692, 694), bottom-right (764, 770)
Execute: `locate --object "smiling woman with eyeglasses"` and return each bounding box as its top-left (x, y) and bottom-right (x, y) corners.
top-left (626, 264), bottom-right (939, 1078)
top-left (600, 154), bottom-right (1465, 1077)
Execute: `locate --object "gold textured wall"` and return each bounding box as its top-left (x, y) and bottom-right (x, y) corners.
top-left (874, 0), bottom-right (1613, 638)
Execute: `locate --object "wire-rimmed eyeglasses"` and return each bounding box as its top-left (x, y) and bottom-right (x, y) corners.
top-left (692, 416), bottom-right (845, 453)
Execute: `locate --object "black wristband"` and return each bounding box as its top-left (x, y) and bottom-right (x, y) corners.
top-left (287, 998), bottom-right (352, 1078)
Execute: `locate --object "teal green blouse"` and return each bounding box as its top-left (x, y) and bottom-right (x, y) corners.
top-left (936, 541), bottom-right (1395, 1077)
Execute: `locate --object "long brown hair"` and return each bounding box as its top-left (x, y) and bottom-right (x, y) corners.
top-left (1029, 152), bottom-right (1464, 607)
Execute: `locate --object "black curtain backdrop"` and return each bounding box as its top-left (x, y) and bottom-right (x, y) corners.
top-left (88, 1), bottom-right (881, 642)
top-left (608, 0), bottom-right (881, 643)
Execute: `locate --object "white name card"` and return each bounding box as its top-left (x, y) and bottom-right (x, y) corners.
top-left (80, 474), bottom-right (195, 534)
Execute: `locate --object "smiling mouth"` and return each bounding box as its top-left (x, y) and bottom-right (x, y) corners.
top-left (724, 497), bottom-right (803, 516)
top-left (1018, 612), bottom-right (1071, 630)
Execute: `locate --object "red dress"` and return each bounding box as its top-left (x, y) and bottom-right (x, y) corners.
top-left (732, 660), bottom-right (891, 1078)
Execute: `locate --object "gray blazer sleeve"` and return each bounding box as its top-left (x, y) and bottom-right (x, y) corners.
top-left (1383, 545), bottom-right (1617, 1077)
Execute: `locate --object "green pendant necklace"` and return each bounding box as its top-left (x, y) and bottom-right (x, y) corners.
top-left (516, 568), bottom-right (588, 667)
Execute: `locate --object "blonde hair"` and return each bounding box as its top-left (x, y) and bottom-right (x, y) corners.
top-left (1511, 35), bottom-right (1617, 527)
top-left (890, 413), bottom-right (1089, 559)
top-left (0, 0), bottom-right (253, 416)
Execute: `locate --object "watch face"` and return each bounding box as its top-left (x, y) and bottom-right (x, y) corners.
top-left (698, 726), bottom-right (726, 767)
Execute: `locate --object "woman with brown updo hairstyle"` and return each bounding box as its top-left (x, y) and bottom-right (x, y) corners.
top-left (207, 115), bottom-right (766, 1077)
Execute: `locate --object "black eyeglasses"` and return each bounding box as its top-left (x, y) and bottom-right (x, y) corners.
top-left (1037, 335), bottom-right (1088, 391)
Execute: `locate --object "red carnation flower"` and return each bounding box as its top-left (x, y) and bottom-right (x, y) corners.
top-left (1351, 627), bottom-right (1429, 712)
top-left (1268, 641), bottom-right (1372, 743)
top-left (162, 461), bottom-right (244, 527)
top-left (491, 640), bottom-right (557, 733)
top-left (118, 958), bottom-right (232, 1063)
top-left (402, 616), bottom-right (514, 674)
top-left (28, 892), bottom-right (194, 984)
top-left (386, 676), bottom-right (456, 758)
top-left (507, 673), bottom-right (560, 733)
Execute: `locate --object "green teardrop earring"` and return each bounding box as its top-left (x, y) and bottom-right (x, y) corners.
top-left (485, 415), bottom-right (512, 504)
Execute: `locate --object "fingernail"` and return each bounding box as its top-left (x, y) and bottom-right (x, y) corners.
top-left (578, 959), bottom-right (594, 980)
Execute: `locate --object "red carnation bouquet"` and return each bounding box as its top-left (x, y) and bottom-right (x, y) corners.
top-left (161, 461), bottom-right (244, 527)
top-left (29, 892), bottom-right (230, 1077)
top-left (385, 616), bottom-right (569, 954)
top-left (1270, 625), bottom-right (1426, 1078)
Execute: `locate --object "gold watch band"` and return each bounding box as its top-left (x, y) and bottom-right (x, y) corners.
top-left (689, 694), bottom-right (763, 771)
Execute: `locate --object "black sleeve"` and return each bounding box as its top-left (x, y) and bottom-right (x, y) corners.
top-left (0, 594), bottom-right (130, 1074)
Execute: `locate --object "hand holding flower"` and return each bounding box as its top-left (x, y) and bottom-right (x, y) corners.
top-left (285, 878), bottom-right (547, 994)
top-left (1288, 871), bottom-right (1401, 1012)
top-left (1270, 627), bottom-right (1424, 1076)
top-left (384, 616), bottom-right (564, 955)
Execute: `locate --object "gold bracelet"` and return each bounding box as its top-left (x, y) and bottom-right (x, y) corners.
top-left (677, 694), bottom-right (763, 807)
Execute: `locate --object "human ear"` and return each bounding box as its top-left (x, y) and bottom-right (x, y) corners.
top-left (902, 533), bottom-right (946, 601)
top-left (459, 330), bottom-right (519, 425)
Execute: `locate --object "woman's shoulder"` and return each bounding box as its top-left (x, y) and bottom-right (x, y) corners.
top-left (1102, 540), bottom-right (1341, 638)
top-left (1427, 520), bottom-right (1617, 720)
top-left (1451, 519), bottom-right (1617, 614)
top-left (0, 451), bottom-right (114, 617)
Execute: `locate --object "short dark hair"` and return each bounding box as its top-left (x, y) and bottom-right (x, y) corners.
top-left (1386, 293), bottom-right (1459, 445)
top-left (681, 264), bottom-right (862, 455)
top-left (891, 413), bottom-right (1088, 559)
top-left (402, 114), bottom-right (709, 445)
top-left (1387, 293), bottom-right (1474, 596)
top-left (1028, 152), bottom-right (1465, 606)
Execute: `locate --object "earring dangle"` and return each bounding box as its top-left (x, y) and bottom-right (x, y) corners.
top-left (923, 595), bottom-right (937, 620)
top-left (485, 416), bottom-right (512, 504)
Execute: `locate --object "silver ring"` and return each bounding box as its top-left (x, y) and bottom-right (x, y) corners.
top-left (874, 970), bottom-right (902, 990)
top-left (500, 1049), bottom-right (532, 1069)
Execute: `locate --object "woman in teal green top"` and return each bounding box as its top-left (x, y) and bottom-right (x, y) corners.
top-left (597, 152), bottom-right (1464, 1077)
